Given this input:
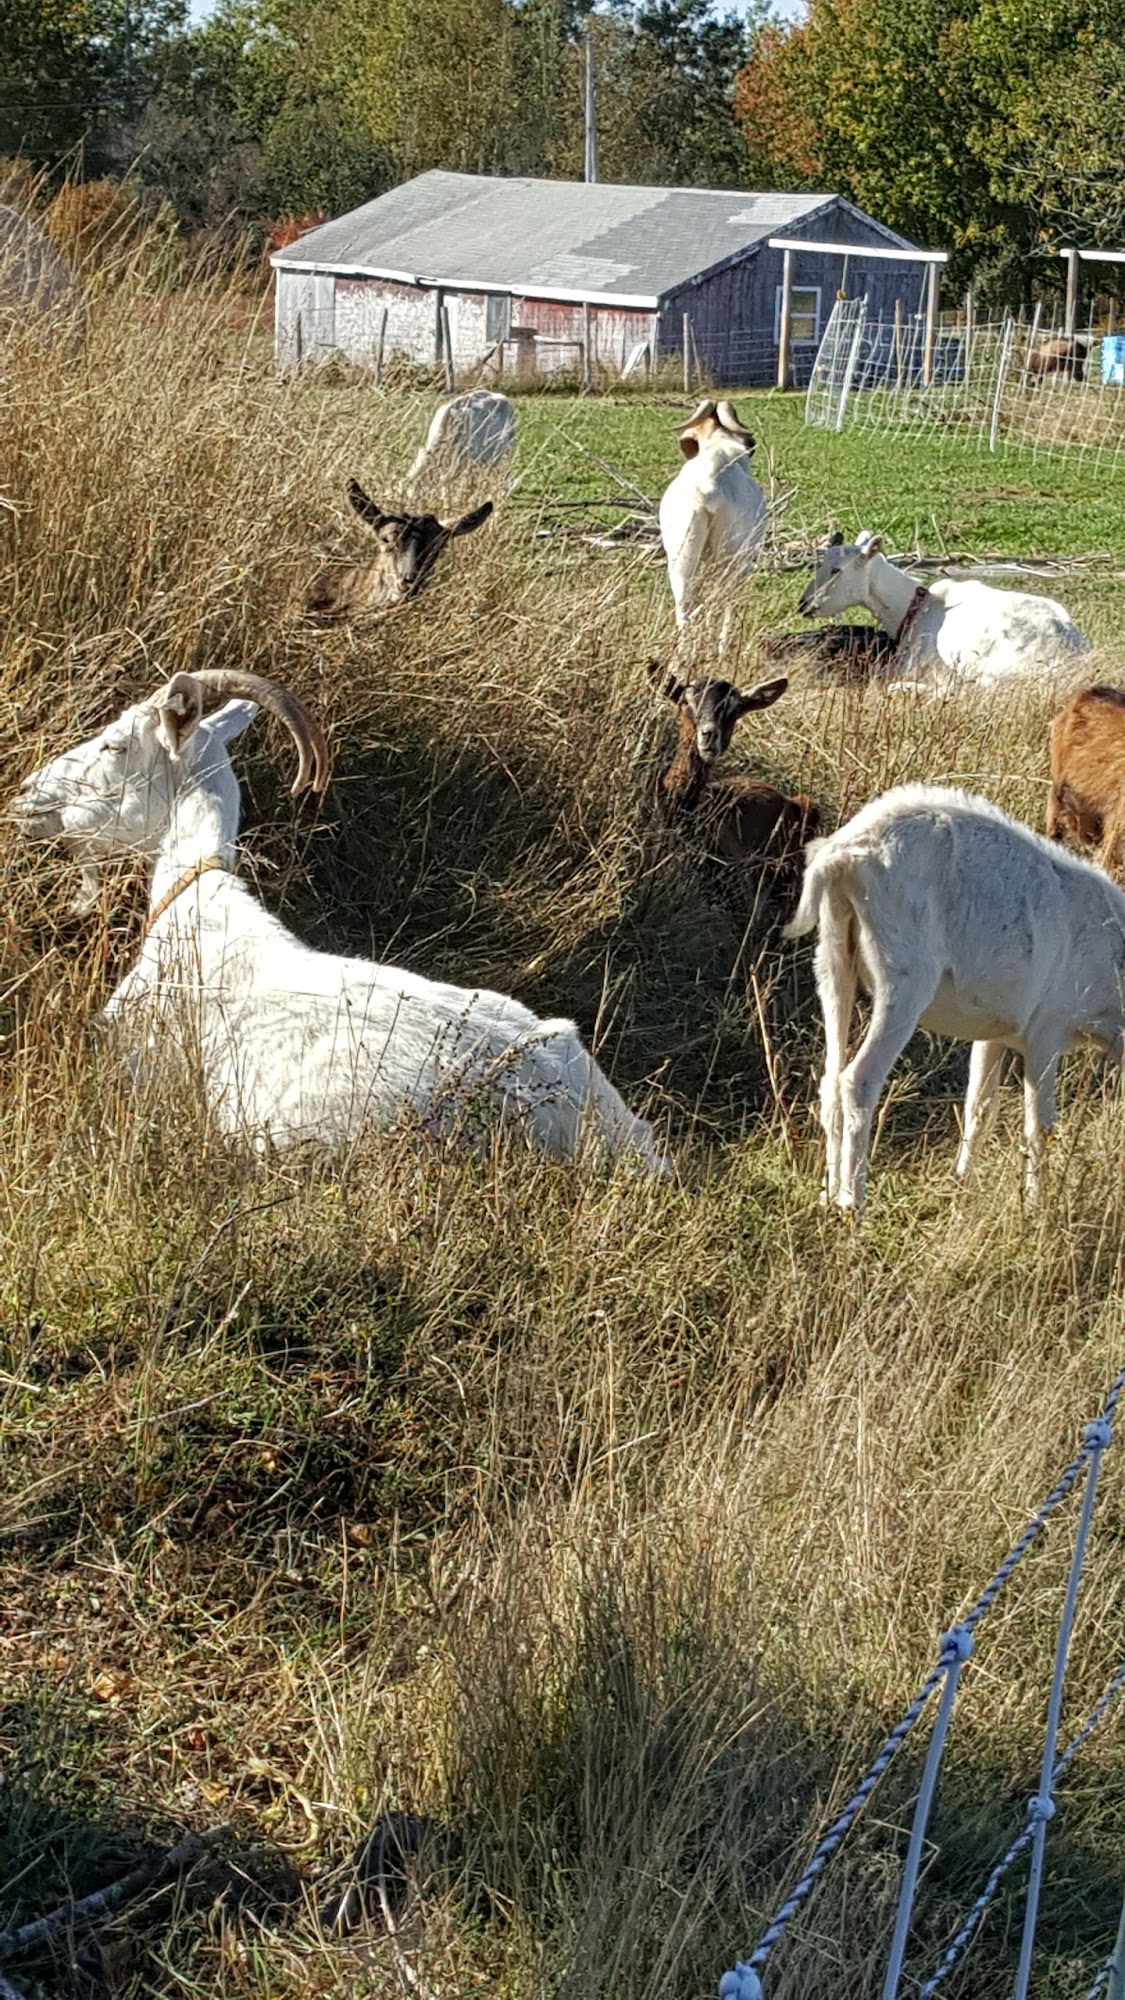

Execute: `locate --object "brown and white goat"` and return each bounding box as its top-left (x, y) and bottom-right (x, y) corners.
top-left (1046, 683), bottom-right (1125, 880)
top-left (306, 479), bottom-right (493, 624)
top-left (648, 662), bottom-right (819, 921)
top-left (1029, 336), bottom-right (1088, 385)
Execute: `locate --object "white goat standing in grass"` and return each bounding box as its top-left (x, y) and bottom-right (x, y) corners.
top-left (785, 784), bottom-right (1125, 1212)
top-left (14, 669), bottom-right (666, 1169)
top-left (407, 391), bottom-right (516, 486)
top-left (658, 399), bottom-right (767, 648)
top-left (799, 531), bottom-right (1088, 690)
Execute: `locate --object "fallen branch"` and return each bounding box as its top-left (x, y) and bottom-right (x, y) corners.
top-left (0, 1826), bottom-right (228, 1962)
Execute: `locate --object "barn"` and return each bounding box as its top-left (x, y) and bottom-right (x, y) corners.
top-left (270, 172), bottom-right (927, 389)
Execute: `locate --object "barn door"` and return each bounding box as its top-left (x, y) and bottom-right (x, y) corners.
top-left (304, 274), bottom-right (336, 357)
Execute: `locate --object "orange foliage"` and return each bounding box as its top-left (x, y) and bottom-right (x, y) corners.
top-left (734, 24), bottom-right (822, 185)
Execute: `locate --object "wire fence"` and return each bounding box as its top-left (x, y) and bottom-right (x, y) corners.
top-left (719, 1361), bottom-right (1125, 2000)
top-left (807, 296), bottom-right (1125, 468)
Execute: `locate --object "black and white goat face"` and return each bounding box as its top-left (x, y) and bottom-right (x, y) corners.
top-left (798, 530), bottom-right (883, 618)
top-left (14, 692), bottom-right (258, 862)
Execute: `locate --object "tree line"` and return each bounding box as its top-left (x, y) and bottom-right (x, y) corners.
top-left (3, 0), bottom-right (1124, 300)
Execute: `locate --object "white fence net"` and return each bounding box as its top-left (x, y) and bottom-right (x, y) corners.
top-left (806, 296), bottom-right (1125, 468)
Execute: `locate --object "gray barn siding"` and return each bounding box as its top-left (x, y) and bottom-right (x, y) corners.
top-left (659, 207), bottom-right (936, 388)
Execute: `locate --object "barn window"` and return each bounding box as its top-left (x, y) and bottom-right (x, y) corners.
top-left (486, 293), bottom-right (512, 343)
top-left (774, 285), bottom-right (821, 344)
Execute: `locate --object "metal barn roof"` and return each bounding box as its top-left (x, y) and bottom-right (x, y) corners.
top-left (270, 172), bottom-right (912, 308)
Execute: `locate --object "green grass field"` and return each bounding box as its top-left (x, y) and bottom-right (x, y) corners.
top-left (3, 296), bottom-right (1125, 2000)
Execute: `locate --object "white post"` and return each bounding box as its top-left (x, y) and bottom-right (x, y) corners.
top-left (882, 1629), bottom-right (973, 2000)
top-left (777, 245), bottom-right (794, 390)
top-left (1012, 1418), bottom-right (1113, 2000)
top-left (683, 313), bottom-right (691, 395)
top-left (835, 303), bottom-right (866, 432)
top-left (923, 261), bottom-right (940, 387)
top-left (989, 316), bottom-right (1014, 452)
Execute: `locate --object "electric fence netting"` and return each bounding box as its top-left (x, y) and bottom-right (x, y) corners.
top-left (719, 1362), bottom-right (1125, 2000)
top-left (806, 297), bottom-right (1125, 470)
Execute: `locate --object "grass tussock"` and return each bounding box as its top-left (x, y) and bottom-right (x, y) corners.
top-left (2, 264), bottom-right (1125, 1999)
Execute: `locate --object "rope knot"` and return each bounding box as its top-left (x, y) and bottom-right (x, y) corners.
top-left (1026, 1793), bottom-right (1056, 1824)
top-left (940, 1624), bottom-right (974, 1664)
top-left (1084, 1417), bottom-right (1113, 1451)
top-left (719, 1967), bottom-right (763, 2000)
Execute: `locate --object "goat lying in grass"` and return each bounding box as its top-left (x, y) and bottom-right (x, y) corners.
top-left (407, 390), bottom-right (515, 486)
top-left (306, 479), bottom-right (493, 623)
top-left (786, 784), bottom-right (1125, 1211)
top-left (1047, 684), bottom-right (1125, 881)
top-left (758, 623), bottom-right (898, 683)
top-left (648, 663), bottom-right (818, 923)
top-left (658, 399), bottom-right (767, 645)
top-left (799, 532), bottom-right (1088, 690)
top-left (15, 671), bottom-right (666, 1170)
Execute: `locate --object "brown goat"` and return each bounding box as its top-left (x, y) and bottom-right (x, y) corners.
top-left (648, 662), bottom-right (819, 922)
top-left (1046, 683), bottom-right (1125, 879)
top-left (1029, 336), bottom-right (1088, 385)
top-left (306, 479), bottom-right (493, 624)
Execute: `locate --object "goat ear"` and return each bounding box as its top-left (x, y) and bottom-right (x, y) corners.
top-left (448, 500), bottom-right (494, 538)
top-left (347, 479), bottom-right (386, 528)
top-left (828, 530), bottom-right (844, 547)
top-left (647, 659), bottom-right (685, 704)
top-left (151, 673), bottom-right (205, 760)
top-left (201, 698), bottom-right (260, 746)
top-left (736, 676), bottom-right (789, 715)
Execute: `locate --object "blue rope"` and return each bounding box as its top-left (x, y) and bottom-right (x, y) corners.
top-left (917, 1658), bottom-right (1125, 1997)
top-left (718, 1362), bottom-right (1125, 2000)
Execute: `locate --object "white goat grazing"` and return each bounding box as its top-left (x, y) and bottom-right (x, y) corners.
top-left (658, 399), bottom-right (767, 641)
top-left (785, 784), bottom-right (1125, 1212)
top-left (14, 670), bottom-right (665, 1169)
top-left (799, 532), bottom-right (1088, 690)
top-left (407, 391), bottom-right (516, 485)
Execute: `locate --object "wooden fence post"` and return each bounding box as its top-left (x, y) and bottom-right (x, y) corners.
top-left (441, 304), bottom-right (455, 392)
top-left (374, 305), bottom-right (388, 386)
top-left (1065, 248), bottom-right (1080, 338)
top-left (582, 301), bottom-right (594, 393)
top-left (777, 245), bottom-right (794, 390)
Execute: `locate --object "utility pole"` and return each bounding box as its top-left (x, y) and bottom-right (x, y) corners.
top-left (584, 25), bottom-right (598, 183)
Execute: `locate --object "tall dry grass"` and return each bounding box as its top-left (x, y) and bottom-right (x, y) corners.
top-left (2, 267), bottom-right (1125, 2000)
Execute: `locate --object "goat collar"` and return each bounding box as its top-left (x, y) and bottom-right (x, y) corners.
top-left (144, 856), bottom-right (228, 939)
top-left (895, 584), bottom-right (930, 647)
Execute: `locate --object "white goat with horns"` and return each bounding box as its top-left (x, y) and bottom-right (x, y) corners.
top-left (15, 670), bottom-right (666, 1168)
top-left (799, 531), bottom-right (1088, 690)
top-left (786, 783), bottom-right (1125, 1212)
top-left (658, 398), bottom-right (767, 647)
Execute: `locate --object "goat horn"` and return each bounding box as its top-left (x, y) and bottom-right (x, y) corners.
top-left (679, 398), bottom-right (716, 429)
top-left (715, 399), bottom-right (753, 439)
top-left (188, 669), bottom-right (331, 796)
